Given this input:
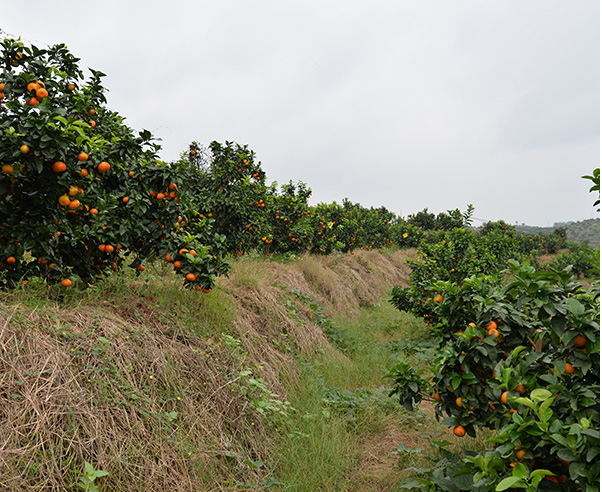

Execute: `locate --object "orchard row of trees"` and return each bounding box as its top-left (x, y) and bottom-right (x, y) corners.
top-left (0, 37), bottom-right (593, 291)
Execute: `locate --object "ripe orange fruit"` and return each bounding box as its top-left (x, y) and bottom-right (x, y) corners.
top-left (104, 245), bottom-right (115, 253)
top-left (27, 82), bottom-right (40, 92)
top-left (122, 196), bottom-right (129, 203)
top-left (7, 256), bottom-right (16, 264)
top-left (67, 83), bottom-right (76, 91)
top-left (98, 161), bottom-right (110, 173)
top-left (156, 193), bottom-right (165, 200)
top-left (433, 393), bottom-right (441, 401)
top-left (58, 195), bottom-right (71, 206)
top-left (564, 362), bottom-right (575, 375)
top-left (165, 254), bottom-right (172, 262)
top-left (173, 261), bottom-right (182, 269)
top-left (2, 164), bottom-right (14, 174)
top-left (89, 109), bottom-right (96, 115)
top-left (90, 208), bottom-right (99, 215)
top-left (203, 288), bottom-right (212, 294)
top-left (52, 161), bottom-right (67, 172)
top-left (179, 248), bottom-right (189, 256)
top-left (189, 250), bottom-right (197, 257)
top-left (501, 391), bottom-right (509, 404)
top-left (169, 183), bottom-right (178, 191)
top-left (0, 83), bottom-right (5, 91)
top-left (433, 294), bottom-right (443, 302)
top-left (68, 199), bottom-right (81, 209)
top-left (68, 186), bottom-right (79, 196)
top-left (453, 425), bottom-right (466, 437)
top-left (89, 120), bottom-right (96, 128)
top-left (136, 265), bottom-right (145, 272)
top-left (516, 449), bottom-right (526, 460)
top-left (20, 145), bottom-right (30, 154)
top-left (128, 171), bottom-right (135, 177)
top-left (79, 168), bottom-right (89, 177)
top-left (486, 321), bottom-right (497, 331)
top-left (61, 278), bottom-right (72, 287)
top-left (36, 88), bottom-right (49, 99)
top-left (455, 397), bottom-right (463, 407)
top-left (78, 152), bottom-right (88, 162)
top-left (488, 329), bottom-right (499, 339)
top-left (27, 97), bottom-right (40, 106)
top-left (186, 273), bottom-right (197, 281)
top-left (573, 334), bottom-right (587, 347)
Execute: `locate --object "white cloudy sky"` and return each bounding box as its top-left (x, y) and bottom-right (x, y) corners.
top-left (2, 1), bottom-right (599, 226)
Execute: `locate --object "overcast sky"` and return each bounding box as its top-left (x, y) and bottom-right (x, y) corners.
top-left (2, 1), bottom-right (599, 226)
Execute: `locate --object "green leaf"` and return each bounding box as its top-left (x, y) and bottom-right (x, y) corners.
top-left (565, 298), bottom-right (585, 316)
top-left (514, 397), bottom-right (534, 409)
top-left (512, 462), bottom-right (528, 480)
top-left (451, 375), bottom-right (461, 390)
top-left (581, 428), bottom-right (600, 439)
top-left (496, 476), bottom-right (523, 490)
top-left (538, 396), bottom-right (554, 419)
top-left (538, 408), bottom-right (553, 423)
top-left (530, 469), bottom-right (555, 478)
top-left (530, 389), bottom-right (552, 402)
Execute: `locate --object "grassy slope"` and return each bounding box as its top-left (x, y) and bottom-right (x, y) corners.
top-left (0, 248), bottom-right (456, 491)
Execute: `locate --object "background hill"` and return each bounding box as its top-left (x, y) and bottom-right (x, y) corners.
top-left (515, 218), bottom-right (600, 246)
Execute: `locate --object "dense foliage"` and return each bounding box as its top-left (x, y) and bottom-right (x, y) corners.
top-left (0, 38), bottom-right (228, 290)
top-left (388, 175), bottom-right (600, 491)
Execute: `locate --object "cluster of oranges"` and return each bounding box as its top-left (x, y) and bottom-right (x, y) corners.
top-left (149, 183), bottom-right (179, 202)
top-left (0, 79), bottom-right (49, 106)
top-left (485, 320), bottom-right (500, 339)
top-left (163, 248), bottom-right (210, 292)
top-left (25, 80), bottom-right (49, 106)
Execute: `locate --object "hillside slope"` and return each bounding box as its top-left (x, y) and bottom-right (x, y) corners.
top-left (515, 217), bottom-right (600, 245)
top-left (0, 249), bottom-right (416, 491)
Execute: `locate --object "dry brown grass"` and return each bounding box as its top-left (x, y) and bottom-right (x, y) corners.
top-left (0, 302), bottom-right (276, 491)
top-left (0, 249), bottom-right (417, 491)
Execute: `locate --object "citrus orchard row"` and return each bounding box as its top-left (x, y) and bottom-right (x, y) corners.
top-left (0, 37), bottom-right (592, 297)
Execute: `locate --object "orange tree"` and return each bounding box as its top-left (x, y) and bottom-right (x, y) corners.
top-left (341, 200), bottom-right (397, 252)
top-left (0, 38), bottom-right (228, 290)
top-left (304, 200), bottom-right (399, 255)
top-left (305, 202), bottom-right (340, 255)
top-left (181, 140), bottom-right (268, 257)
top-left (389, 260), bottom-right (599, 490)
top-left (262, 180), bottom-right (312, 254)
